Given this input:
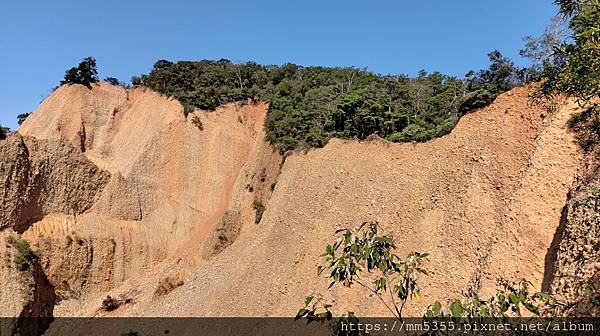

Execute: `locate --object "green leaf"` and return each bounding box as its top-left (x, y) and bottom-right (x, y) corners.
top-left (450, 300), bottom-right (464, 317)
top-left (416, 267), bottom-right (429, 275)
top-left (524, 302), bottom-right (540, 316)
top-left (295, 308), bottom-right (307, 320)
top-left (508, 293), bottom-right (520, 306)
top-left (432, 301), bottom-right (441, 316)
top-left (304, 296), bottom-right (314, 306)
top-left (536, 292), bottom-right (552, 301)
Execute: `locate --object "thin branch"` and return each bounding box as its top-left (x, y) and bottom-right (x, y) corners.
top-left (355, 277), bottom-right (401, 321)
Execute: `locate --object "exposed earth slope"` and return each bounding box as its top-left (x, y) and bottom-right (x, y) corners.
top-left (0, 82), bottom-right (584, 322)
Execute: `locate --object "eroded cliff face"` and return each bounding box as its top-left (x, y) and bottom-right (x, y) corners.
top-left (548, 144), bottom-right (600, 316)
top-left (4, 83), bottom-right (281, 318)
top-left (0, 233), bottom-right (55, 335)
top-left (0, 133), bottom-right (110, 232)
top-left (135, 87), bottom-right (583, 317)
top-left (0, 82), bottom-right (591, 324)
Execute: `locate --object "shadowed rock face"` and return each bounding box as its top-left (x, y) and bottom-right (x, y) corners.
top-left (0, 133), bottom-right (110, 232)
top-left (548, 145), bottom-right (600, 316)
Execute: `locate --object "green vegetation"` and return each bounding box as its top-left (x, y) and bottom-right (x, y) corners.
top-left (541, 0), bottom-right (600, 103)
top-left (191, 115), bottom-right (204, 130)
top-left (297, 222), bottom-right (429, 322)
top-left (60, 57), bottom-right (99, 88)
top-left (154, 276), bottom-right (184, 297)
top-left (101, 295), bottom-right (120, 311)
top-left (459, 50), bottom-right (526, 113)
top-left (6, 235), bottom-right (38, 272)
top-left (297, 223), bottom-right (568, 334)
top-left (252, 200), bottom-right (265, 224)
top-left (0, 123), bottom-right (8, 140)
top-left (103, 76), bottom-right (129, 87)
top-left (425, 280), bottom-right (561, 318)
top-left (17, 113), bottom-right (30, 126)
top-left (538, 0), bottom-right (600, 149)
top-left (133, 53), bottom-right (526, 152)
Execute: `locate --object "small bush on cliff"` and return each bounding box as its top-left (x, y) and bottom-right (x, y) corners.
top-left (101, 295), bottom-right (120, 311)
top-left (17, 113), bottom-right (30, 126)
top-left (60, 57), bottom-right (99, 88)
top-left (191, 115), bottom-right (204, 130)
top-left (8, 236), bottom-right (38, 272)
top-left (253, 200), bottom-right (265, 224)
top-left (459, 50), bottom-right (524, 113)
top-left (0, 123), bottom-right (8, 140)
top-left (154, 276), bottom-right (184, 297)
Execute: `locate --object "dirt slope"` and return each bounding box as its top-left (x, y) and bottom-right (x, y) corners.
top-left (11, 83), bottom-right (281, 317)
top-left (0, 83), bottom-right (583, 322)
top-left (116, 87), bottom-right (581, 317)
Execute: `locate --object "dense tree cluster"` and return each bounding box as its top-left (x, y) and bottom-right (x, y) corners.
top-left (132, 59), bottom-right (268, 115)
top-left (538, 0), bottom-right (600, 149)
top-left (540, 0), bottom-right (599, 103)
top-left (460, 51), bottom-right (530, 113)
top-left (60, 57), bottom-right (99, 88)
top-left (134, 53), bottom-right (526, 152)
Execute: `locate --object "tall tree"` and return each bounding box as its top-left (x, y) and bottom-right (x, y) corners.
top-left (60, 57), bottom-right (99, 88)
top-left (541, 0), bottom-right (600, 103)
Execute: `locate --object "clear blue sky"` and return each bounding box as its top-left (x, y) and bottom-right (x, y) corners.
top-left (0, 0), bottom-right (557, 130)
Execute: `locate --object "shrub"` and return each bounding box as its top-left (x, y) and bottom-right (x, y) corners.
top-left (60, 57), bottom-right (99, 88)
top-left (425, 279), bottom-right (561, 318)
top-left (182, 104), bottom-right (194, 118)
top-left (104, 77), bottom-right (129, 88)
top-left (459, 89), bottom-right (496, 113)
top-left (0, 123), bottom-right (7, 140)
top-left (154, 276), bottom-right (184, 297)
top-left (101, 295), bottom-right (120, 311)
top-left (13, 237), bottom-right (37, 272)
top-left (538, 1), bottom-right (600, 151)
top-left (17, 113), bottom-right (30, 126)
top-left (297, 222), bottom-right (430, 323)
top-left (297, 222), bottom-right (564, 332)
top-left (191, 115), bottom-right (203, 130)
top-left (104, 77), bottom-right (120, 86)
top-left (252, 200), bottom-right (265, 224)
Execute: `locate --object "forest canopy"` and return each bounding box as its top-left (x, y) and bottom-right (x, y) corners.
top-left (132, 52), bottom-right (530, 152)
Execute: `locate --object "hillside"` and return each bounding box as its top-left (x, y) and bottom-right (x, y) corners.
top-left (0, 82), bottom-right (587, 329)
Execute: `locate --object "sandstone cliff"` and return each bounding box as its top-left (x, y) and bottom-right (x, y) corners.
top-left (0, 82), bottom-right (590, 326)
